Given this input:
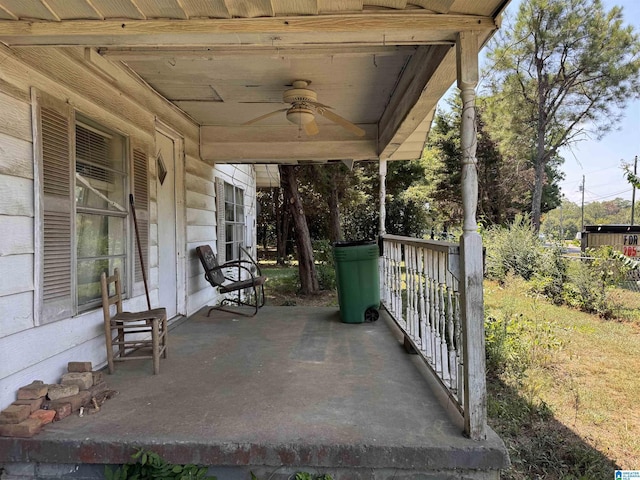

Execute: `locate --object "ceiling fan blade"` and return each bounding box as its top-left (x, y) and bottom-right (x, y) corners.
top-left (304, 119), bottom-right (319, 136)
top-left (316, 107), bottom-right (366, 137)
top-left (242, 108), bottom-right (288, 125)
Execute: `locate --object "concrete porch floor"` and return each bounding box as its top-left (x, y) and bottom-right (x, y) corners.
top-left (0, 306), bottom-right (508, 479)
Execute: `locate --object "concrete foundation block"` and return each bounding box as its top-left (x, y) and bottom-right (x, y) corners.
top-left (60, 373), bottom-right (93, 391)
top-left (47, 384), bottom-right (79, 400)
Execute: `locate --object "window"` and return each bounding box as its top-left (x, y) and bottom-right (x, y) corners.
top-left (224, 183), bottom-right (245, 261)
top-left (37, 91), bottom-right (148, 322)
top-left (75, 118), bottom-right (128, 308)
top-left (215, 178), bottom-right (245, 262)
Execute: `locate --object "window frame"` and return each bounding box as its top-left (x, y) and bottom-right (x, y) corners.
top-left (224, 182), bottom-right (245, 262)
top-left (73, 115), bottom-right (130, 312)
top-left (34, 87), bottom-right (145, 324)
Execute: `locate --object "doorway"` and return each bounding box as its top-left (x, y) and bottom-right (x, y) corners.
top-left (155, 128), bottom-right (185, 318)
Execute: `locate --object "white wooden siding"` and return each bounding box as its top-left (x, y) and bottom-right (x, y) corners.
top-left (0, 216), bottom-right (33, 256)
top-left (0, 291), bottom-right (33, 338)
top-left (0, 78), bottom-right (36, 355)
top-left (0, 131), bottom-right (32, 179)
top-left (0, 174), bottom-right (33, 216)
top-left (0, 44), bottom-right (244, 410)
top-left (185, 153), bottom-right (219, 314)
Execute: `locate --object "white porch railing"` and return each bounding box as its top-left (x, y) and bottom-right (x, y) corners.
top-left (380, 234), bottom-right (465, 415)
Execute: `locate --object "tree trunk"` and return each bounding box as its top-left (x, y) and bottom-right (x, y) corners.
top-left (280, 164), bottom-right (319, 294)
top-left (531, 53), bottom-right (548, 233)
top-left (275, 188), bottom-right (290, 265)
top-left (327, 174), bottom-right (343, 243)
top-left (531, 152), bottom-right (545, 232)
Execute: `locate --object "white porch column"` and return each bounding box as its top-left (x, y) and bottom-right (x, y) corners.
top-left (379, 158), bottom-right (387, 303)
top-left (457, 31), bottom-right (487, 440)
top-left (379, 158), bottom-right (387, 236)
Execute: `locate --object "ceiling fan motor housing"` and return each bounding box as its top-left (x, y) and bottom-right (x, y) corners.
top-left (283, 81), bottom-right (318, 126)
top-left (286, 106), bottom-right (315, 125)
top-left (283, 81), bottom-right (318, 105)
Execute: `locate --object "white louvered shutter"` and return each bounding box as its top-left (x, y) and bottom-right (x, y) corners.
top-left (37, 92), bottom-right (74, 322)
top-left (215, 177), bottom-right (226, 263)
top-left (132, 147), bottom-right (149, 283)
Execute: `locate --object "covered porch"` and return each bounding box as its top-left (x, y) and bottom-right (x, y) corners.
top-left (0, 305), bottom-right (507, 479)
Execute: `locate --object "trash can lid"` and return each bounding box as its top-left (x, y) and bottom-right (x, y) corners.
top-left (333, 240), bottom-right (376, 247)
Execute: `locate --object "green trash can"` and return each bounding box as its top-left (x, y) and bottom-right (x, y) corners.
top-left (333, 240), bottom-right (380, 324)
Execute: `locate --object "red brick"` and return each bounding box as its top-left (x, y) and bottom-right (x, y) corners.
top-left (29, 409), bottom-right (56, 426)
top-left (48, 390), bottom-right (91, 413)
top-left (92, 371), bottom-right (104, 386)
top-left (0, 405), bottom-right (31, 424)
top-left (67, 361), bottom-right (92, 373)
top-left (0, 418), bottom-right (42, 437)
top-left (17, 381), bottom-right (48, 400)
top-left (51, 402), bottom-right (72, 421)
top-left (12, 397), bottom-right (44, 413)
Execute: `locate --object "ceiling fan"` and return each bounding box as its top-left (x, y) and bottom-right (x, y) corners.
top-left (242, 80), bottom-right (365, 137)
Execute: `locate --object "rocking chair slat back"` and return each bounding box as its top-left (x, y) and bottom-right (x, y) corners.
top-left (196, 245), bottom-right (225, 286)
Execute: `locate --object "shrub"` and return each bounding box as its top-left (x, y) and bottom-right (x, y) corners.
top-left (484, 214), bottom-right (546, 282)
top-left (528, 244), bottom-right (567, 303)
top-left (562, 246), bottom-right (632, 318)
top-left (312, 239), bottom-right (336, 291)
top-left (105, 449), bottom-right (216, 480)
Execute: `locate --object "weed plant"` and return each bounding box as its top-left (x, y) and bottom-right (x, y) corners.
top-left (484, 216), bottom-right (633, 318)
top-left (312, 239), bottom-right (337, 291)
top-left (107, 449), bottom-right (334, 480)
top-left (485, 280), bottom-right (622, 479)
top-left (484, 214), bottom-right (544, 282)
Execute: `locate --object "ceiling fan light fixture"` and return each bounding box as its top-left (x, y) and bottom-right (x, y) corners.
top-left (286, 106), bottom-right (315, 126)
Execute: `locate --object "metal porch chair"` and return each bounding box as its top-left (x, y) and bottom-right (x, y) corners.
top-left (100, 268), bottom-right (168, 374)
top-left (195, 244), bottom-right (266, 317)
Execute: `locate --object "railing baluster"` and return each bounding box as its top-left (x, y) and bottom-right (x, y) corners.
top-left (395, 242), bottom-right (404, 328)
top-left (406, 245), bottom-right (414, 339)
top-left (428, 248), bottom-right (437, 364)
top-left (417, 247), bottom-right (427, 354)
top-left (379, 234), bottom-right (467, 419)
top-left (447, 286), bottom-right (456, 391)
top-left (438, 251), bottom-right (450, 383)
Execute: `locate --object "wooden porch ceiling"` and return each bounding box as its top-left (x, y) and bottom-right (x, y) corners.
top-left (0, 0), bottom-right (507, 164)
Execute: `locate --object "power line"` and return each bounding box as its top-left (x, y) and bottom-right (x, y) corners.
top-left (583, 188), bottom-right (632, 201)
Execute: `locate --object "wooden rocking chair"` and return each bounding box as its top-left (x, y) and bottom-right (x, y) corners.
top-left (196, 244), bottom-right (266, 317)
top-left (100, 268), bottom-right (168, 374)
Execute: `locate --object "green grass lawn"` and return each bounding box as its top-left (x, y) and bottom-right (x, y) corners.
top-left (261, 265), bottom-right (338, 307)
top-left (485, 279), bottom-right (640, 478)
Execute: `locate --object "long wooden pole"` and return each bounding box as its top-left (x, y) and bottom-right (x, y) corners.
top-left (632, 156), bottom-right (637, 225)
top-left (457, 31), bottom-right (487, 441)
top-left (130, 194), bottom-right (151, 309)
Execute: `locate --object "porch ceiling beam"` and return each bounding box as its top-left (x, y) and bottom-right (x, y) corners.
top-left (98, 45), bottom-right (427, 61)
top-left (377, 45), bottom-right (457, 160)
top-left (0, 14), bottom-right (496, 47)
top-left (200, 124), bottom-right (377, 163)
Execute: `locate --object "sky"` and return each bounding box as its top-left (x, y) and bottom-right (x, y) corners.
top-left (480, 0), bottom-right (640, 205)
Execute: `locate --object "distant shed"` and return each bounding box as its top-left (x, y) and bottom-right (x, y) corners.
top-left (582, 225), bottom-right (640, 258)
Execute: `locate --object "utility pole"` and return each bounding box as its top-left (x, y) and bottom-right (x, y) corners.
top-left (580, 175), bottom-right (585, 232)
top-left (632, 155), bottom-right (638, 225)
top-left (560, 197), bottom-right (564, 240)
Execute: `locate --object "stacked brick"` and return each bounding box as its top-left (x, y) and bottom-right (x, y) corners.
top-left (0, 362), bottom-right (112, 438)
